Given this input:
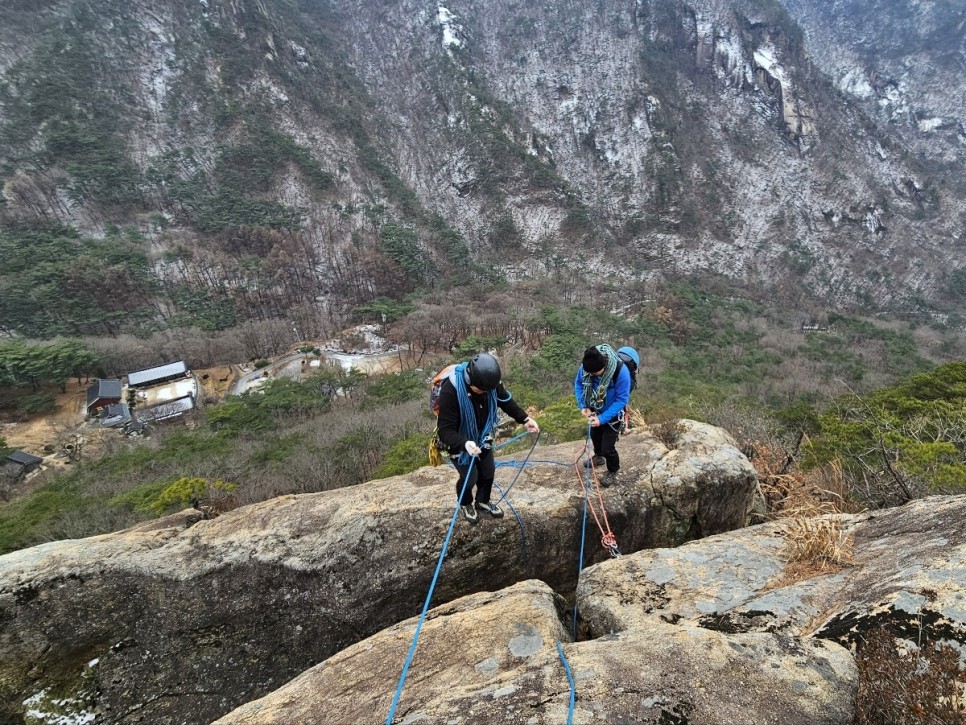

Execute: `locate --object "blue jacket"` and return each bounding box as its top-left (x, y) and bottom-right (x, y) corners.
top-left (574, 363), bottom-right (631, 425)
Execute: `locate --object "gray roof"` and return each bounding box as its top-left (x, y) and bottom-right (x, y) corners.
top-left (99, 403), bottom-right (132, 427)
top-left (127, 361), bottom-right (188, 387)
top-left (7, 450), bottom-right (43, 466)
top-left (138, 394), bottom-right (195, 422)
top-left (87, 379), bottom-right (123, 406)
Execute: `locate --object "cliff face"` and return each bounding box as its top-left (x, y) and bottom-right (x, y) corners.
top-left (0, 423), bottom-right (756, 724)
top-left (781, 0), bottom-right (965, 173)
top-left (0, 0), bottom-right (962, 317)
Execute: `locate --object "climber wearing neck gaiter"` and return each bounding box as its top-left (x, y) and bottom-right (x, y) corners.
top-left (575, 344), bottom-right (631, 487)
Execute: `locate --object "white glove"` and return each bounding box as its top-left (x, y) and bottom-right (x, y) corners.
top-left (524, 417), bottom-right (540, 434)
top-left (464, 440), bottom-right (482, 456)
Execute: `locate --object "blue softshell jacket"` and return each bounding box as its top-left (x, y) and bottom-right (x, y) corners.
top-left (573, 363), bottom-right (631, 425)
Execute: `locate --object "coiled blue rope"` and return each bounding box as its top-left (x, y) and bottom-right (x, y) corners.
top-left (452, 362), bottom-right (497, 466)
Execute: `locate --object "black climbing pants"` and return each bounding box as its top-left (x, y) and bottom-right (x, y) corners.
top-left (453, 449), bottom-right (496, 506)
top-left (591, 424), bottom-right (620, 473)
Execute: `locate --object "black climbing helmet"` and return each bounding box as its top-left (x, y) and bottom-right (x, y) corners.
top-left (464, 353), bottom-right (502, 391)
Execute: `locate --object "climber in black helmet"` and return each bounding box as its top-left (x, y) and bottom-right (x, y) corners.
top-left (435, 353), bottom-right (540, 524)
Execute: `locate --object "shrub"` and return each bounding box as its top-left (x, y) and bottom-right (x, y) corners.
top-left (537, 398), bottom-right (587, 445)
top-left (373, 431), bottom-right (434, 478)
top-left (652, 419), bottom-right (685, 449)
top-left (852, 628), bottom-right (965, 724)
top-left (16, 394), bottom-right (58, 416)
top-left (113, 477), bottom-right (238, 515)
top-left (362, 369), bottom-right (425, 409)
top-left (805, 362), bottom-right (966, 505)
top-left (0, 483), bottom-right (89, 554)
top-left (452, 336), bottom-right (506, 357)
top-left (249, 433), bottom-right (305, 465)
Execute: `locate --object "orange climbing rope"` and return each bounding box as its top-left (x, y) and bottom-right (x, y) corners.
top-left (573, 444), bottom-right (621, 557)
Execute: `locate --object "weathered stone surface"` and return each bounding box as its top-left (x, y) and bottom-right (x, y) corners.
top-left (215, 580), bottom-right (856, 725)
top-left (576, 496), bottom-right (966, 652)
top-left (215, 496), bottom-right (966, 725)
top-left (0, 423), bottom-right (755, 724)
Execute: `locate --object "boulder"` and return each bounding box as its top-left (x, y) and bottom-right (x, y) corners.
top-left (576, 495), bottom-right (966, 653)
top-left (215, 580), bottom-right (856, 725)
top-left (0, 423), bottom-right (756, 724)
top-left (218, 496), bottom-right (966, 725)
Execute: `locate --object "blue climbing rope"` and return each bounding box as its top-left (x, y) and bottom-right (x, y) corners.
top-left (493, 431), bottom-right (541, 504)
top-left (452, 362), bottom-right (498, 466)
top-left (385, 455), bottom-right (478, 724)
top-left (497, 458), bottom-right (572, 468)
top-left (572, 424), bottom-right (593, 640)
top-left (493, 481), bottom-right (531, 575)
top-left (556, 641), bottom-right (576, 725)
top-left (387, 427), bottom-right (569, 722)
top-left (493, 430), bottom-right (530, 450)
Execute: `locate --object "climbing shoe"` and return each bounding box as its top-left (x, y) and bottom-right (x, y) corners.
top-left (461, 504), bottom-right (478, 524)
top-left (599, 470), bottom-right (619, 488)
top-left (584, 455), bottom-right (606, 469)
top-left (475, 501), bottom-right (504, 518)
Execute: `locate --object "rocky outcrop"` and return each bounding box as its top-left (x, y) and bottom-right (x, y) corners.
top-left (215, 496), bottom-right (966, 724)
top-left (0, 422), bottom-right (755, 724)
top-left (0, 0), bottom-right (962, 312)
top-left (781, 0), bottom-right (965, 170)
top-left (215, 580), bottom-right (856, 725)
top-left (576, 496), bottom-right (966, 647)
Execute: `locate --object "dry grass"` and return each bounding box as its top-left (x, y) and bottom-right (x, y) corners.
top-left (783, 516), bottom-right (853, 572)
top-left (651, 417), bottom-right (685, 448)
top-left (748, 440), bottom-right (856, 582)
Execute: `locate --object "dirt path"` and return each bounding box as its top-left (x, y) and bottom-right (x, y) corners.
top-left (0, 380), bottom-right (89, 456)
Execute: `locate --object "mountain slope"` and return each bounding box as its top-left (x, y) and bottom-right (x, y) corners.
top-left (781, 0), bottom-right (965, 175)
top-left (0, 0), bottom-right (963, 336)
